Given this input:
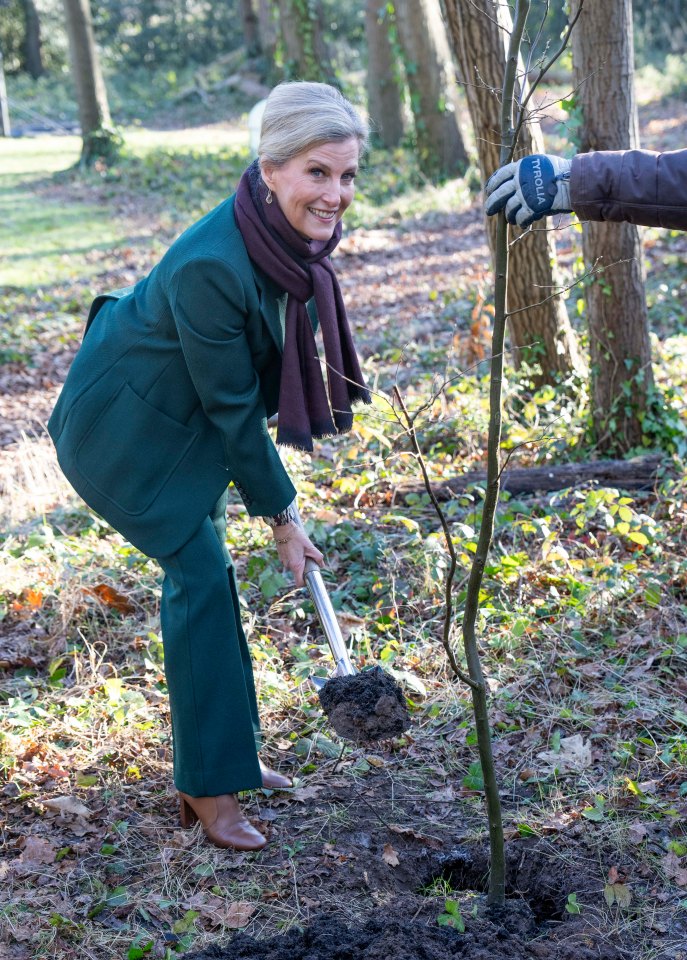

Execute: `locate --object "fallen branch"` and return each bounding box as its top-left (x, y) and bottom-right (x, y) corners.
top-left (392, 454), bottom-right (669, 502)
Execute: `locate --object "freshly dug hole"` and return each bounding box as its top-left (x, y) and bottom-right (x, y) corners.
top-left (431, 839), bottom-right (606, 925)
top-left (317, 666), bottom-right (411, 742)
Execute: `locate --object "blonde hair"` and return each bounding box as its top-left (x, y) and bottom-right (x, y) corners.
top-left (259, 82), bottom-right (368, 166)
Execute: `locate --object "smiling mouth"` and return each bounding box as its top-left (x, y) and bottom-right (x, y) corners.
top-left (308, 207), bottom-right (338, 221)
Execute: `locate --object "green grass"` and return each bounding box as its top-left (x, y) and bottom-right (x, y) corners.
top-left (0, 129), bottom-right (253, 290)
top-left (0, 137), bottom-right (121, 289)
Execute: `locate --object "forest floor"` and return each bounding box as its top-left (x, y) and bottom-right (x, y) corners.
top-left (2, 79), bottom-right (687, 960)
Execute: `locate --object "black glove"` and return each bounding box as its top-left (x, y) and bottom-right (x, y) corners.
top-left (485, 154), bottom-right (572, 227)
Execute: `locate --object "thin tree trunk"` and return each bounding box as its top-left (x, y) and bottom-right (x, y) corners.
top-left (571, 0), bottom-right (652, 453)
top-left (20, 0), bottom-right (44, 78)
top-left (394, 0), bottom-right (468, 180)
top-left (365, 0), bottom-right (404, 148)
top-left (62, 0), bottom-right (118, 164)
top-left (444, 0), bottom-right (584, 382)
top-left (240, 0), bottom-right (262, 59)
top-left (0, 52), bottom-right (10, 137)
top-left (276, 0), bottom-right (334, 84)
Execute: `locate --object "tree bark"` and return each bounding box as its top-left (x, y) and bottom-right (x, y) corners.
top-left (62, 0), bottom-right (118, 164)
top-left (20, 0), bottom-right (44, 78)
top-left (571, 0), bottom-right (653, 454)
top-left (276, 0), bottom-right (334, 84)
top-left (443, 0), bottom-right (584, 382)
top-left (240, 0), bottom-right (262, 59)
top-left (393, 0), bottom-right (468, 180)
top-left (365, 0), bottom-right (404, 148)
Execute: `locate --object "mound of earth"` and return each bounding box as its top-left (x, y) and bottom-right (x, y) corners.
top-left (186, 903), bottom-right (624, 960)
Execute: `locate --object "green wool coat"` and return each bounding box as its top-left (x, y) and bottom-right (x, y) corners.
top-left (48, 195), bottom-right (298, 558)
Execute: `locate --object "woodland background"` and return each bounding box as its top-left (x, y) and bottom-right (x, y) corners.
top-left (2, 1), bottom-right (687, 958)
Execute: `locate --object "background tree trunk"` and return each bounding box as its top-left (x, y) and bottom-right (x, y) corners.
top-left (0, 52), bottom-right (10, 137)
top-left (393, 0), bottom-right (468, 180)
top-left (20, 0), bottom-right (44, 78)
top-left (365, 0), bottom-right (404, 148)
top-left (256, 0), bottom-right (280, 83)
top-left (240, 0), bottom-right (262, 59)
top-left (444, 0), bottom-right (584, 382)
top-left (62, 0), bottom-right (118, 164)
top-left (276, 0), bottom-right (334, 84)
top-left (572, 0), bottom-right (653, 453)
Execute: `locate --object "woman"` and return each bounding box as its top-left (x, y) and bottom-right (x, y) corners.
top-left (485, 148), bottom-right (687, 230)
top-left (48, 82), bottom-right (370, 851)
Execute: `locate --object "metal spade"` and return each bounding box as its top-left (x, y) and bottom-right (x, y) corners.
top-left (303, 557), bottom-right (358, 690)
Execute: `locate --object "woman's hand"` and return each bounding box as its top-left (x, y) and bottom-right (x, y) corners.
top-left (272, 522), bottom-right (324, 587)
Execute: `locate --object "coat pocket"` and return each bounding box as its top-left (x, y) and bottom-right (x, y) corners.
top-left (74, 381), bottom-right (197, 516)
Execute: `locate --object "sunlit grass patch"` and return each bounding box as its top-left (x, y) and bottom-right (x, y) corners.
top-left (0, 136), bottom-right (124, 290)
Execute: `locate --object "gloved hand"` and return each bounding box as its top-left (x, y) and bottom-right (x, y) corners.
top-left (485, 154), bottom-right (572, 227)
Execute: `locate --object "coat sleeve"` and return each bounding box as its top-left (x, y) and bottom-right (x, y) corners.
top-left (171, 255), bottom-right (296, 517)
top-left (570, 149), bottom-right (687, 230)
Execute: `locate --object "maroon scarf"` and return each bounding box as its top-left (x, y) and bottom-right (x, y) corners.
top-left (234, 160), bottom-right (370, 451)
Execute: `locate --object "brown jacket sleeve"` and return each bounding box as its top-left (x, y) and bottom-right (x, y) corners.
top-left (570, 149), bottom-right (687, 230)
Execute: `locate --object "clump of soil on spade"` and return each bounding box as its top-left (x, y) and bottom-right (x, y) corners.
top-left (186, 840), bottom-right (630, 960)
top-left (317, 666), bottom-right (411, 742)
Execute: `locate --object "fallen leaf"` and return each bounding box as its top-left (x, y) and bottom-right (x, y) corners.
top-left (322, 842), bottom-right (346, 859)
top-left (365, 756), bottom-right (385, 768)
top-left (604, 882), bottom-right (632, 908)
top-left (627, 822), bottom-right (648, 845)
top-left (663, 853), bottom-right (687, 887)
top-left (103, 677), bottom-right (123, 704)
top-left (181, 893), bottom-right (254, 930)
top-left (291, 785), bottom-right (322, 802)
top-left (88, 583), bottom-right (135, 613)
top-left (223, 901), bottom-right (256, 928)
top-left (24, 589), bottom-right (44, 608)
top-left (382, 843), bottom-right (400, 867)
top-left (18, 835), bottom-right (56, 866)
top-left (300, 896), bottom-right (321, 909)
top-left (536, 735), bottom-right (592, 773)
top-left (389, 824), bottom-right (443, 850)
top-left (428, 785), bottom-right (454, 802)
top-left (43, 796), bottom-right (93, 819)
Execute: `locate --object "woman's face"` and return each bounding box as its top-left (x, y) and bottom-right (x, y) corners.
top-left (261, 138), bottom-right (360, 241)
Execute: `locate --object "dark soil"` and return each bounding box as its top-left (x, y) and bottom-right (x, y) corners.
top-left (317, 666), bottom-right (411, 742)
top-left (185, 901), bottom-right (624, 960)
top-left (185, 835), bottom-right (640, 960)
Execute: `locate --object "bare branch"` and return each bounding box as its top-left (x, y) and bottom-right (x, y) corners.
top-left (510, 1), bottom-right (585, 154)
top-left (391, 385), bottom-right (477, 687)
top-left (504, 253), bottom-right (643, 321)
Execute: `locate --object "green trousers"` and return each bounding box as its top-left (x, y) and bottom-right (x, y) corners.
top-left (157, 492), bottom-right (263, 797)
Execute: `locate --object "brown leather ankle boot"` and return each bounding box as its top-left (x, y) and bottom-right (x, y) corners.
top-left (259, 759), bottom-right (293, 790)
top-left (178, 792), bottom-right (267, 850)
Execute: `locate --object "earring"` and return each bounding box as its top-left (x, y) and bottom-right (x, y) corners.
top-left (266, 187), bottom-right (273, 205)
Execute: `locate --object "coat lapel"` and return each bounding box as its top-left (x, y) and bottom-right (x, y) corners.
top-left (224, 195), bottom-right (284, 354)
top-left (252, 265), bottom-right (285, 353)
